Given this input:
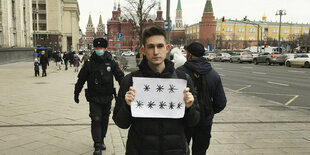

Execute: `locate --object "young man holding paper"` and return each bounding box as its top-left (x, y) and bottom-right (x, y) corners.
top-left (113, 25), bottom-right (200, 155)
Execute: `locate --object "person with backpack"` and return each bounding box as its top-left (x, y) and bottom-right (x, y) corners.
top-left (176, 42), bottom-right (227, 155)
top-left (74, 38), bottom-right (124, 155)
top-left (113, 25), bottom-right (200, 155)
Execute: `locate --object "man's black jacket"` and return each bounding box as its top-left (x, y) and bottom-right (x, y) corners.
top-left (177, 57), bottom-right (226, 125)
top-left (113, 58), bottom-right (200, 155)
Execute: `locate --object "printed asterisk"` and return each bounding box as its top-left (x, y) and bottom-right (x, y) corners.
top-left (156, 84), bottom-right (164, 92)
top-left (169, 102), bottom-right (175, 109)
top-left (136, 100), bottom-right (144, 108)
top-left (177, 102), bottom-right (182, 109)
top-left (147, 101), bottom-right (156, 109)
top-left (168, 84), bottom-right (177, 93)
top-left (143, 84), bottom-right (150, 92)
top-left (159, 101), bottom-right (167, 109)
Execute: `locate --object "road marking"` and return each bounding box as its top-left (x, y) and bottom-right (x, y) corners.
top-left (253, 72), bottom-right (266, 75)
top-left (267, 81), bottom-right (289, 87)
top-left (288, 70), bottom-right (305, 73)
top-left (243, 66), bottom-right (253, 69)
top-left (285, 95), bottom-right (299, 105)
top-left (236, 85), bottom-right (252, 91)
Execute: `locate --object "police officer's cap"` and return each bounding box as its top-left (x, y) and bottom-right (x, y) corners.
top-left (93, 38), bottom-right (108, 48)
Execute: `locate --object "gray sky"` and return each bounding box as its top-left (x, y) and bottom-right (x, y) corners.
top-left (78, 0), bottom-right (310, 33)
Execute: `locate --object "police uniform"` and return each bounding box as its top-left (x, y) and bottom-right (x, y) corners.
top-left (74, 38), bottom-right (124, 155)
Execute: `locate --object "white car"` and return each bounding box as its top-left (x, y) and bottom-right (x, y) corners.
top-left (121, 51), bottom-right (135, 56)
top-left (285, 53), bottom-right (310, 68)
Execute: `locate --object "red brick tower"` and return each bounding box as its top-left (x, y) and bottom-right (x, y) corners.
top-left (96, 14), bottom-right (106, 39)
top-left (199, 0), bottom-right (216, 48)
top-left (85, 13), bottom-right (95, 49)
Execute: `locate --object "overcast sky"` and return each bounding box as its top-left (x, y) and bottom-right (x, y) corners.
top-left (78, 0), bottom-right (310, 33)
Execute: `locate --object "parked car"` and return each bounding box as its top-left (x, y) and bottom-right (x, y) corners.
top-left (252, 52), bottom-right (286, 65)
top-left (121, 51), bottom-right (135, 56)
top-left (285, 53), bottom-right (310, 68)
top-left (204, 53), bottom-right (216, 61)
top-left (230, 52), bottom-right (253, 63)
top-left (213, 53), bottom-right (231, 62)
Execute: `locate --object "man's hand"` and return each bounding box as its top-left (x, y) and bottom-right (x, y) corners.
top-left (74, 94), bottom-right (79, 104)
top-left (183, 88), bottom-right (194, 108)
top-left (125, 87), bottom-right (135, 106)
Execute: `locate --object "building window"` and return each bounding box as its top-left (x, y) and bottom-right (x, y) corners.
top-left (304, 29), bottom-right (309, 34)
top-left (216, 27), bottom-right (220, 32)
top-left (249, 37), bottom-right (255, 40)
top-left (238, 37), bottom-right (244, 40)
top-left (284, 29), bottom-right (289, 34)
top-left (249, 28), bottom-right (255, 33)
top-left (273, 28), bottom-right (278, 33)
top-left (238, 27), bottom-right (244, 33)
top-left (226, 27), bottom-right (232, 32)
top-left (294, 29), bottom-right (299, 34)
top-left (39, 4), bottom-right (46, 10)
top-left (193, 28), bottom-right (196, 33)
top-left (39, 24), bottom-right (46, 30)
top-left (226, 36), bottom-right (232, 40)
top-left (197, 28), bottom-right (199, 32)
top-left (39, 14), bottom-right (46, 20)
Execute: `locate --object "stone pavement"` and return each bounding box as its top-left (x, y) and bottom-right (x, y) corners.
top-left (0, 61), bottom-right (309, 155)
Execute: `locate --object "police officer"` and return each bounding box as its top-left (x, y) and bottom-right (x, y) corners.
top-left (74, 38), bottom-right (124, 155)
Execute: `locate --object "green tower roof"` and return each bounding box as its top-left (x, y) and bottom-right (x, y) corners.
top-left (88, 14), bottom-right (93, 25)
top-left (203, 0), bottom-right (213, 13)
top-left (177, 0), bottom-right (182, 10)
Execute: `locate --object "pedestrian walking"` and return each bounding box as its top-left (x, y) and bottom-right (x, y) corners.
top-left (73, 54), bottom-right (81, 72)
top-left (69, 51), bottom-right (74, 67)
top-left (113, 25), bottom-right (200, 155)
top-left (55, 52), bottom-right (62, 70)
top-left (40, 51), bottom-right (49, 77)
top-left (81, 52), bottom-right (90, 64)
top-left (34, 58), bottom-right (40, 77)
top-left (63, 52), bottom-right (69, 70)
top-left (176, 42), bottom-right (227, 155)
top-left (74, 38), bottom-right (124, 155)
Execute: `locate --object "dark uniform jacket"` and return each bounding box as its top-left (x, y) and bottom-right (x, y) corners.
top-left (74, 52), bottom-right (124, 104)
top-left (177, 57), bottom-right (226, 125)
top-left (113, 58), bottom-right (200, 155)
top-left (39, 55), bottom-right (49, 69)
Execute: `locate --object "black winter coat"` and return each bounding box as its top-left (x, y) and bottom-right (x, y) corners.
top-left (39, 55), bottom-right (49, 69)
top-left (113, 58), bottom-right (200, 155)
top-left (74, 52), bottom-right (124, 103)
top-left (176, 57), bottom-right (227, 125)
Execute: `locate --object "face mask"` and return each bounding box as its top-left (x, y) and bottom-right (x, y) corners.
top-left (95, 50), bottom-right (104, 56)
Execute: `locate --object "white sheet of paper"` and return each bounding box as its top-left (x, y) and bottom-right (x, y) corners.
top-left (131, 77), bottom-right (187, 118)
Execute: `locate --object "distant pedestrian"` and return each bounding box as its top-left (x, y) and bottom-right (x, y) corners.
top-left (135, 51), bottom-right (140, 67)
top-left (177, 42), bottom-right (227, 155)
top-left (40, 51), bottom-right (49, 77)
top-left (74, 38), bottom-right (124, 155)
top-left (81, 52), bottom-right (90, 64)
top-left (63, 52), bottom-right (69, 70)
top-left (69, 51), bottom-right (74, 67)
top-left (55, 52), bottom-right (62, 70)
top-left (34, 58), bottom-right (40, 77)
top-left (73, 54), bottom-right (81, 72)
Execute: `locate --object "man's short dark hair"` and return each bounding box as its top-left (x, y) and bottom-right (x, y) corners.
top-left (142, 25), bottom-right (167, 46)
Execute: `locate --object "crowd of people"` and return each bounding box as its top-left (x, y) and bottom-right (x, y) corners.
top-left (33, 51), bottom-right (90, 77)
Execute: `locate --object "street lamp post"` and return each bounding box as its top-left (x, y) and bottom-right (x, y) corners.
top-left (166, 0), bottom-right (170, 44)
top-left (276, 10), bottom-right (286, 52)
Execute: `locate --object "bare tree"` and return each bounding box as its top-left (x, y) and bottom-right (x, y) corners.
top-left (122, 0), bottom-right (158, 48)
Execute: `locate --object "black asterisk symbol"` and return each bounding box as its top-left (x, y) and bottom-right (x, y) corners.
top-left (169, 102), bottom-right (175, 109)
top-left (136, 100), bottom-right (144, 108)
top-left (156, 84), bottom-right (164, 92)
top-left (177, 102), bottom-right (182, 109)
top-left (143, 84), bottom-right (150, 92)
top-left (168, 84), bottom-right (177, 93)
top-left (147, 101), bottom-right (156, 109)
top-left (159, 101), bottom-right (167, 109)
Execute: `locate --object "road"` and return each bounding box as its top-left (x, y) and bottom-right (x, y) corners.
top-left (123, 56), bottom-right (310, 109)
top-left (210, 62), bottom-right (310, 109)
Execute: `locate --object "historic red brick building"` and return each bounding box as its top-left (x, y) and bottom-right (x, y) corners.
top-left (107, 2), bottom-right (164, 51)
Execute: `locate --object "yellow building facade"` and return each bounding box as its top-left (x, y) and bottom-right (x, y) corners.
top-left (186, 16), bottom-right (310, 49)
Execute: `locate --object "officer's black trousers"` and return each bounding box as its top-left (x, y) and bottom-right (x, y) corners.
top-left (186, 122), bottom-right (212, 155)
top-left (89, 101), bottom-right (111, 144)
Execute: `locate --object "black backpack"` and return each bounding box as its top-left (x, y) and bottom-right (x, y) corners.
top-left (185, 69), bottom-right (213, 117)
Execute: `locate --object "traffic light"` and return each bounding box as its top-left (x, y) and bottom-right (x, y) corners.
top-left (222, 16), bottom-right (226, 22)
